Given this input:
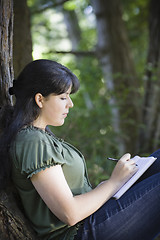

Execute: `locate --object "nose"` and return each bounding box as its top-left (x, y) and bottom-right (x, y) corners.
top-left (68, 97), bottom-right (74, 108)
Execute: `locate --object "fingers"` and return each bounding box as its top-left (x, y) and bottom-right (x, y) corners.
top-left (119, 153), bottom-right (131, 162)
top-left (119, 153), bottom-right (137, 166)
top-left (110, 153), bottom-right (138, 186)
top-left (119, 153), bottom-right (138, 173)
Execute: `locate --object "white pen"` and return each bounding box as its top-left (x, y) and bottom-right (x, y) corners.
top-left (107, 157), bottom-right (138, 166)
top-left (107, 157), bottom-right (118, 161)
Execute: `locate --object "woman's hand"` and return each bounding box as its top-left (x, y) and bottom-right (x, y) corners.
top-left (109, 153), bottom-right (138, 189)
top-left (31, 153), bottom-right (138, 226)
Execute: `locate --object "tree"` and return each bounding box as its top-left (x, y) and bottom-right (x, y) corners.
top-left (91, 0), bottom-right (140, 154)
top-left (57, 2), bottom-right (95, 110)
top-left (139, 0), bottom-right (160, 153)
top-left (0, 0), bottom-right (14, 107)
top-left (0, 0), bottom-right (36, 238)
top-left (13, 0), bottom-right (33, 77)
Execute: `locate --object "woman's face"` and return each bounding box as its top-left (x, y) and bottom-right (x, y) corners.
top-left (34, 86), bottom-right (73, 128)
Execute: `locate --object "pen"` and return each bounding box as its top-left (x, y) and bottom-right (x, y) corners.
top-left (107, 157), bottom-right (138, 166)
top-left (107, 157), bottom-right (118, 161)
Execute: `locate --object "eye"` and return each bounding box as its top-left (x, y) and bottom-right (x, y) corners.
top-left (60, 97), bottom-right (66, 100)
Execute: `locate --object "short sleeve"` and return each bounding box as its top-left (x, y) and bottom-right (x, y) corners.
top-left (14, 131), bottom-right (66, 178)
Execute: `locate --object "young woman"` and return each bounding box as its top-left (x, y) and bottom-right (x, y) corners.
top-left (0, 59), bottom-right (160, 240)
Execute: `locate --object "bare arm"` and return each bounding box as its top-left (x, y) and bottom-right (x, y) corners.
top-left (31, 153), bottom-right (137, 226)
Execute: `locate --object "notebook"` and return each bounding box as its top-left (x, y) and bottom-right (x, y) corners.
top-left (113, 155), bottom-right (157, 199)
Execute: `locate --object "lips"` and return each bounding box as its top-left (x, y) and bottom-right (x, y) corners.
top-left (63, 113), bottom-right (68, 117)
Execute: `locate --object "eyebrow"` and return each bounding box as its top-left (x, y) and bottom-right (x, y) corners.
top-left (66, 90), bottom-right (71, 94)
top-left (60, 92), bottom-right (70, 96)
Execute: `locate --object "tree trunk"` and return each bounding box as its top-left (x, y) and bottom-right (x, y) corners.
top-left (0, 0), bottom-right (37, 239)
top-left (13, 0), bottom-right (33, 77)
top-left (61, 7), bottom-right (81, 51)
top-left (92, 0), bottom-right (140, 154)
top-left (57, 3), bottom-right (94, 110)
top-left (139, 0), bottom-right (160, 153)
top-left (0, 187), bottom-right (38, 240)
top-left (0, 0), bottom-right (14, 106)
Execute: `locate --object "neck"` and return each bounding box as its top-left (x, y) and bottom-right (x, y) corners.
top-left (32, 118), bottom-right (46, 131)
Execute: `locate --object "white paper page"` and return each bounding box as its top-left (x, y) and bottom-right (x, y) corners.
top-left (113, 156), bottom-right (157, 199)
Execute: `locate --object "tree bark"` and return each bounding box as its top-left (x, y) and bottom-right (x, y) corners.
top-left (92, 0), bottom-right (140, 154)
top-left (0, 187), bottom-right (37, 240)
top-left (13, 0), bottom-right (33, 77)
top-left (0, 0), bottom-right (14, 106)
top-left (0, 0), bottom-right (37, 239)
top-left (139, 0), bottom-right (160, 153)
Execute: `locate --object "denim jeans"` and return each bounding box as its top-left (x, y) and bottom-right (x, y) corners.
top-left (74, 150), bottom-right (160, 240)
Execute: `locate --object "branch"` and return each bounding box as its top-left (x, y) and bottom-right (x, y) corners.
top-left (31, 0), bottom-right (70, 14)
top-left (45, 50), bottom-right (96, 57)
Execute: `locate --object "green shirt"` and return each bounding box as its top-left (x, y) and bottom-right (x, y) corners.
top-left (10, 126), bottom-right (92, 240)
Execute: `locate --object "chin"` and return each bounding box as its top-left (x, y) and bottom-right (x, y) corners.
top-left (52, 121), bottom-right (65, 127)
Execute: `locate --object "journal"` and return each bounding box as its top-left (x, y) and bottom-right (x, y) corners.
top-left (113, 156), bottom-right (157, 199)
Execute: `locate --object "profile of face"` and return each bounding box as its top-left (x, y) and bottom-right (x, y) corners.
top-left (33, 85), bottom-right (73, 129)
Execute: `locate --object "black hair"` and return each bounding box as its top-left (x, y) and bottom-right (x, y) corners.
top-left (0, 59), bottom-right (80, 190)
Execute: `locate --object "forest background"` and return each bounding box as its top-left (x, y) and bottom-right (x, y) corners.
top-left (6, 0), bottom-right (160, 186)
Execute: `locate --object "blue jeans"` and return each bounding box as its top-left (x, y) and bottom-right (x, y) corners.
top-left (74, 150), bottom-right (160, 240)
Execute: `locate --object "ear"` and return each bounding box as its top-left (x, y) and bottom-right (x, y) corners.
top-left (35, 93), bottom-right (44, 108)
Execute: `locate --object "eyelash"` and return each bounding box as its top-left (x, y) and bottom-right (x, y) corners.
top-left (61, 97), bottom-right (66, 100)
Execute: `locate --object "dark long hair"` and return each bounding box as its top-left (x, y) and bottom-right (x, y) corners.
top-left (0, 59), bottom-right (80, 190)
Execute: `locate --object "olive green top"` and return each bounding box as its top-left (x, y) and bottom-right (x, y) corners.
top-left (10, 126), bottom-right (92, 240)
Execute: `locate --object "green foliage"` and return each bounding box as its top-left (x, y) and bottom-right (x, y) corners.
top-left (122, 0), bottom-right (149, 76)
top-left (28, 0), bottom-right (150, 185)
top-left (63, 0), bottom-right (77, 11)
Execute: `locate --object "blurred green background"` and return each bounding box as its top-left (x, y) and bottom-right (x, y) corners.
top-left (13, 0), bottom-right (160, 186)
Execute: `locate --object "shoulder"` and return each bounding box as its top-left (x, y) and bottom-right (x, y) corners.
top-left (11, 126), bottom-right (65, 174)
top-left (13, 126), bottom-right (63, 156)
top-left (15, 126), bottom-right (55, 146)
top-left (14, 125), bottom-right (64, 155)
top-left (17, 126), bottom-right (47, 140)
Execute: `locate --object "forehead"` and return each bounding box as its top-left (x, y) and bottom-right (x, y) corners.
top-left (59, 85), bottom-right (72, 95)
top-left (66, 85), bottom-right (72, 93)
top-left (48, 85), bottom-right (72, 98)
